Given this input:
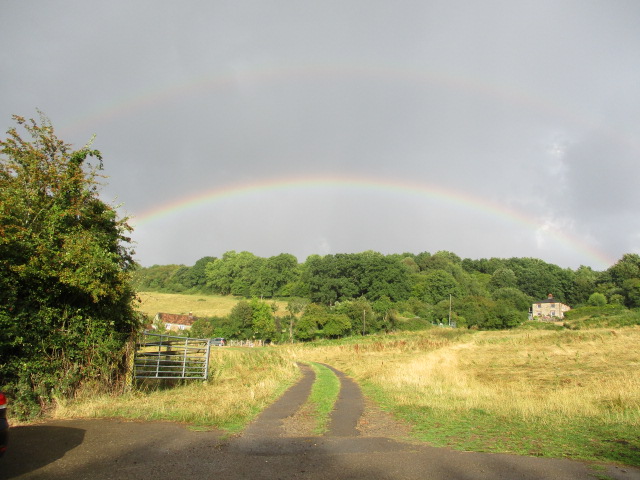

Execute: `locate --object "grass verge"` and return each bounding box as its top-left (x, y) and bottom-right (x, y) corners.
top-left (53, 347), bottom-right (299, 432)
top-left (306, 362), bottom-right (341, 434)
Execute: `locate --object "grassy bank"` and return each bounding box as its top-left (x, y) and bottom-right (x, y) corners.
top-left (293, 327), bottom-right (640, 466)
top-left (54, 347), bottom-right (299, 432)
top-left (307, 362), bottom-right (341, 434)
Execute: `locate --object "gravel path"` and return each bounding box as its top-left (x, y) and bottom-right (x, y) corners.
top-left (1, 363), bottom-right (638, 480)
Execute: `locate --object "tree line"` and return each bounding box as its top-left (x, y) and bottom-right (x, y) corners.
top-left (136, 249), bottom-right (640, 340)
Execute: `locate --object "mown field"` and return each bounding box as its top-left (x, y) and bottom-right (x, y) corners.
top-left (136, 291), bottom-right (289, 318)
top-left (53, 292), bottom-right (640, 466)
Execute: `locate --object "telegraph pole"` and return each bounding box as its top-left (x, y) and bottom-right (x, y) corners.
top-left (363, 309), bottom-right (366, 336)
top-left (448, 294), bottom-right (452, 326)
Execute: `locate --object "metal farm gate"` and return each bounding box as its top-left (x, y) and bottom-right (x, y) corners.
top-left (134, 333), bottom-right (211, 379)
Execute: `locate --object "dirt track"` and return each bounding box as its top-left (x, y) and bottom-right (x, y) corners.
top-left (1, 364), bottom-right (638, 480)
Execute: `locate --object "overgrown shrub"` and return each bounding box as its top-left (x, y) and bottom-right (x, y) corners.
top-left (0, 114), bottom-right (141, 418)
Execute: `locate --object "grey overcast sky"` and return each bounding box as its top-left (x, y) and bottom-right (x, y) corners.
top-left (2, 1), bottom-right (639, 270)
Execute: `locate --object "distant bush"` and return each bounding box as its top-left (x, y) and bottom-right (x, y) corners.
top-left (566, 310), bottom-right (640, 329)
top-left (395, 316), bottom-right (432, 331)
top-left (587, 292), bottom-right (607, 307)
top-left (564, 304), bottom-right (627, 320)
top-left (518, 320), bottom-right (564, 331)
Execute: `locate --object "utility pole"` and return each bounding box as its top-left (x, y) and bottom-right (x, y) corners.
top-left (362, 309), bottom-right (366, 336)
top-left (448, 294), bottom-right (452, 327)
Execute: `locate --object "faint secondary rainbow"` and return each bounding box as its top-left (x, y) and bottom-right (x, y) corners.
top-left (131, 174), bottom-right (615, 269)
top-left (59, 62), bottom-right (639, 153)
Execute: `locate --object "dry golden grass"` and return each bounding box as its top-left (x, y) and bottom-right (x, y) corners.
top-left (293, 328), bottom-right (640, 425)
top-left (136, 291), bottom-right (289, 318)
top-left (53, 347), bottom-right (299, 431)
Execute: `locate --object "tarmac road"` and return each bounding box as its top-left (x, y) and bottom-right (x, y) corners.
top-left (1, 364), bottom-right (638, 480)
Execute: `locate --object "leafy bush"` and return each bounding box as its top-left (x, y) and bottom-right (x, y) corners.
top-left (518, 320), bottom-right (564, 331)
top-left (395, 316), bottom-right (432, 331)
top-left (563, 304), bottom-right (627, 320)
top-left (0, 114), bottom-right (141, 418)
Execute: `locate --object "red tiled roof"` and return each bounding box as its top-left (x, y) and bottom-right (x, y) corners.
top-left (156, 312), bottom-right (197, 326)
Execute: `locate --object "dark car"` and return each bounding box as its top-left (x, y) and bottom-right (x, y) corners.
top-left (211, 337), bottom-right (226, 347)
top-left (0, 392), bottom-right (8, 458)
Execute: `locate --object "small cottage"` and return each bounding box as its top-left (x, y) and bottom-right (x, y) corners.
top-left (531, 294), bottom-right (570, 320)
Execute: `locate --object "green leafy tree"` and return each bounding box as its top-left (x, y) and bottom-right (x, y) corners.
top-left (227, 300), bottom-right (254, 338)
top-left (505, 257), bottom-right (571, 301)
top-left (412, 269), bottom-right (462, 304)
top-left (251, 298), bottom-right (277, 341)
top-left (488, 268), bottom-right (517, 291)
top-left (335, 297), bottom-right (377, 335)
top-left (587, 292), bottom-right (607, 307)
top-left (607, 254), bottom-right (640, 285)
top-left (0, 114), bottom-right (140, 417)
top-left (286, 297), bottom-right (309, 342)
top-left (253, 253), bottom-right (299, 298)
top-left (133, 264), bottom-right (183, 291)
top-left (373, 295), bottom-right (398, 332)
top-left (622, 278), bottom-right (640, 308)
top-left (605, 254), bottom-right (640, 307)
top-left (491, 287), bottom-right (533, 312)
top-left (321, 313), bottom-right (352, 338)
top-left (186, 256), bottom-right (217, 291)
top-left (566, 265), bottom-right (597, 306)
top-left (296, 303), bottom-right (325, 340)
top-left (206, 251), bottom-right (264, 296)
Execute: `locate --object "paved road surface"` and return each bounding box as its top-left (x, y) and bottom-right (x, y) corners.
top-left (1, 364), bottom-right (638, 479)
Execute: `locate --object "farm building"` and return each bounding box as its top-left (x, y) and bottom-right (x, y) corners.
top-left (531, 294), bottom-right (570, 320)
top-left (153, 312), bottom-right (197, 332)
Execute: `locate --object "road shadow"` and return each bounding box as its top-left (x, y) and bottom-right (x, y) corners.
top-left (0, 425), bottom-right (85, 479)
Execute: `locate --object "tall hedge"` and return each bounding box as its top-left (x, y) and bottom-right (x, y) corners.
top-left (0, 114), bottom-right (141, 418)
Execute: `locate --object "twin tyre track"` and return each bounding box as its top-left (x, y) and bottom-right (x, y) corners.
top-left (239, 363), bottom-right (362, 443)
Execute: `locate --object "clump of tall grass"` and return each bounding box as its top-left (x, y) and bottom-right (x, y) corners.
top-left (53, 347), bottom-right (299, 431)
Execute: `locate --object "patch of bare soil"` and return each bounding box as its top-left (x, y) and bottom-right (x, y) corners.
top-left (280, 402), bottom-right (317, 437)
top-left (281, 386), bottom-right (412, 440)
top-left (357, 397), bottom-right (413, 440)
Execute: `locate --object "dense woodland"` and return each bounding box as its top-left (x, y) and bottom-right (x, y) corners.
top-left (135, 250), bottom-right (640, 341)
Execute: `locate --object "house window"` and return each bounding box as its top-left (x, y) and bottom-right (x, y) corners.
top-left (537, 304), bottom-right (541, 308)
top-left (551, 311), bottom-right (555, 316)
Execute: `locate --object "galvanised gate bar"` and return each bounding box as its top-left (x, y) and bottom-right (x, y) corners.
top-left (134, 333), bottom-right (211, 379)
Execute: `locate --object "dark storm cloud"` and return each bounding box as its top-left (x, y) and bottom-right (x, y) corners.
top-left (2, 0), bottom-right (639, 269)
